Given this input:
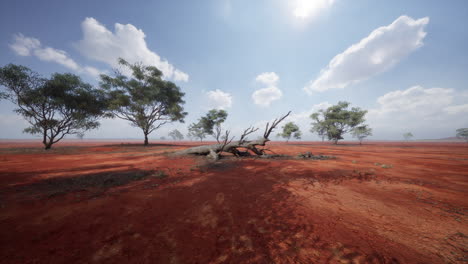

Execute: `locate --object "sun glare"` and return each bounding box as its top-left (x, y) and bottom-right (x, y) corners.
top-left (293, 0), bottom-right (334, 19)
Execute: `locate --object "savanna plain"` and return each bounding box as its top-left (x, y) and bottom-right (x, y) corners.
top-left (0, 141), bottom-right (467, 264)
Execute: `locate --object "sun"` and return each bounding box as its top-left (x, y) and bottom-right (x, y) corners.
top-left (293, 0), bottom-right (334, 19)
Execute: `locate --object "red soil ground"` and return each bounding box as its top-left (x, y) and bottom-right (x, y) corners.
top-left (0, 140), bottom-right (467, 263)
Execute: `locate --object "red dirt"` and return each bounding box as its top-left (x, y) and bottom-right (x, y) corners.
top-left (0, 141), bottom-right (467, 263)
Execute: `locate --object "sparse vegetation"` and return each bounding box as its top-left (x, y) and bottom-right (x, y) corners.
top-left (100, 58), bottom-right (187, 146)
top-left (310, 101), bottom-right (368, 144)
top-left (456, 128), bottom-right (468, 142)
top-left (168, 129), bottom-right (184, 140)
top-left (351, 125), bottom-right (372, 145)
top-left (278, 122), bottom-right (301, 142)
top-left (0, 64), bottom-right (107, 149)
top-left (403, 132), bottom-right (414, 141)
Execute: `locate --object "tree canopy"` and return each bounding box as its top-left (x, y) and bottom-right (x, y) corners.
top-left (187, 109), bottom-right (228, 143)
top-left (100, 58), bottom-right (187, 145)
top-left (310, 101), bottom-right (367, 144)
top-left (403, 132), bottom-right (414, 141)
top-left (456, 128), bottom-right (468, 142)
top-left (168, 129), bottom-right (184, 141)
top-left (310, 121), bottom-right (327, 142)
top-left (198, 109), bottom-right (228, 142)
top-left (0, 64), bottom-right (107, 149)
top-left (187, 123), bottom-right (206, 142)
top-left (278, 122), bottom-right (301, 142)
top-left (351, 125), bottom-right (372, 145)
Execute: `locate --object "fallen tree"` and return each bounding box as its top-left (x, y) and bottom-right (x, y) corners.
top-left (176, 111), bottom-right (291, 160)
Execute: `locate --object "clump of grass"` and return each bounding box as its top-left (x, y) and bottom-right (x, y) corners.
top-left (374, 162), bottom-right (380, 166)
top-left (18, 169), bottom-right (154, 198)
top-left (381, 164), bottom-right (393, 169)
top-left (352, 160), bottom-right (357, 164)
top-left (151, 170), bottom-right (168, 179)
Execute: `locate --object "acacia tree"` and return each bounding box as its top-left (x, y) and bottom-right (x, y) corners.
top-left (199, 109), bottom-right (228, 142)
top-left (0, 64), bottom-right (107, 150)
top-left (278, 122), bottom-right (301, 142)
top-left (456, 128), bottom-right (468, 142)
top-left (168, 129), bottom-right (184, 141)
top-left (403, 132), bottom-right (414, 141)
top-left (351, 125), bottom-right (372, 145)
top-left (310, 101), bottom-right (367, 145)
top-left (100, 59), bottom-right (187, 146)
top-left (310, 121), bottom-right (327, 142)
top-left (187, 123), bottom-right (206, 142)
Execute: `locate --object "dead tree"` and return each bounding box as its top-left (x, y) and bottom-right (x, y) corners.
top-left (176, 111), bottom-right (291, 159)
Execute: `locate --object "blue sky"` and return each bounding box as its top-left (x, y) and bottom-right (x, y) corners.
top-left (1, 0), bottom-right (467, 140)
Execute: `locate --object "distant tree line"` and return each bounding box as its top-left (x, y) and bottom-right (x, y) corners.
top-left (2, 61), bottom-right (465, 150)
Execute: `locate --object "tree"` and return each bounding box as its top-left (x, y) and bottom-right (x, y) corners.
top-left (310, 121), bottom-right (327, 142)
top-left (168, 129), bottom-right (184, 141)
top-left (100, 58), bottom-right (187, 146)
top-left (351, 125), bottom-right (372, 145)
top-left (187, 123), bottom-right (206, 142)
top-left (199, 109), bottom-right (228, 142)
top-left (310, 102), bottom-right (367, 144)
top-left (277, 122), bottom-right (301, 142)
top-left (0, 64), bottom-right (107, 150)
top-left (456, 128), bottom-right (468, 142)
top-left (403, 132), bottom-right (413, 141)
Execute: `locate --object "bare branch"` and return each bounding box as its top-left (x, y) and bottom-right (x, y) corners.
top-left (239, 126), bottom-right (259, 144)
top-left (263, 111), bottom-right (291, 139)
top-left (219, 130), bottom-right (235, 153)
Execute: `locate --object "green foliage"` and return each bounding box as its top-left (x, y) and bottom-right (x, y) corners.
top-left (168, 129), bottom-right (184, 140)
top-left (310, 101), bottom-right (367, 144)
top-left (199, 109), bottom-right (227, 136)
top-left (310, 119), bottom-right (327, 142)
top-left (190, 109), bottom-right (228, 142)
top-left (0, 64), bottom-right (107, 149)
top-left (277, 122), bottom-right (301, 142)
top-left (456, 128), bottom-right (468, 142)
top-left (351, 125), bottom-right (373, 144)
top-left (403, 132), bottom-right (414, 141)
top-left (100, 58), bottom-right (187, 145)
top-left (187, 123), bottom-right (206, 141)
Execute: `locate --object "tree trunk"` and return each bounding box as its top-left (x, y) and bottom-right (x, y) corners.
top-left (144, 134), bottom-right (149, 146)
top-left (42, 128), bottom-right (47, 146)
top-left (44, 140), bottom-right (53, 150)
top-left (334, 139), bottom-right (338, 145)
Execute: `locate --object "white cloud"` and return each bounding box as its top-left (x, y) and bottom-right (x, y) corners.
top-left (206, 89), bottom-right (233, 110)
top-left (304, 15), bottom-right (429, 94)
top-left (444, 104), bottom-right (468, 115)
top-left (293, 0), bottom-right (335, 19)
top-left (252, 72), bottom-right (283, 107)
top-left (9, 33), bottom-right (40, 56)
top-left (367, 85), bottom-right (468, 139)
top-left (34, 47), bottom-right (80, 71)
top-left (10, 33), bottom-right (102, 78)
top-left (255, 72), bottom-right (279, 86)
top-left (76, 17), bottom-right (189, 82)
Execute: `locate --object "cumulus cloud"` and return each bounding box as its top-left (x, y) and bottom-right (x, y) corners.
top-left (206, 89), bottom-right (233, 110)
top-left (10, 33), bottom-right (102, 78)
top-left (76, 17), bottom-right (189, 82)
top-left (367, 85), bottom-right (468, 139)
top-left (252, 72), bottom-right (283, 107)
top-left (304, 15), bottom-right (429, 94)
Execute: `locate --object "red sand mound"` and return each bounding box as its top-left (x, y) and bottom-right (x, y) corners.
top-left (0, 141), bottom-right (467, 263)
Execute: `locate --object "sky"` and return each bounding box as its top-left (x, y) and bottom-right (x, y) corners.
top-left (0, 0), bottom-right (467, 141)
